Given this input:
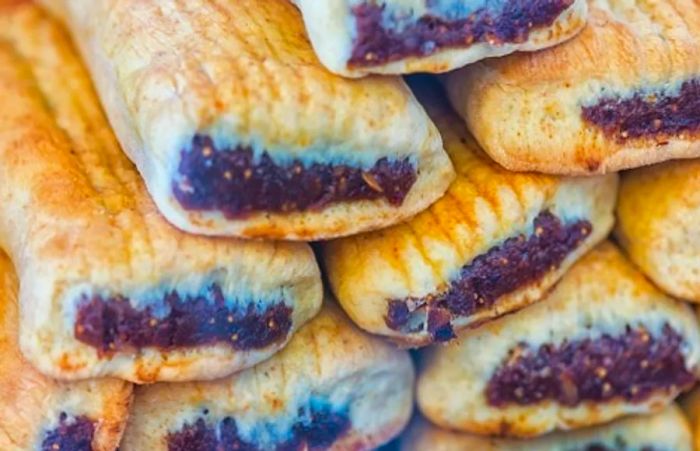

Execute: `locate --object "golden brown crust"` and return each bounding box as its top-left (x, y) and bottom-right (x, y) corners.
top-left (0, 252), bottom-right (132, 451)
top-left (616, 159), bottom-right (700, 302)
top-left (40, 0), bottom-right (454, 240)
top-left (323, 80), bottom-right (617, 346)
top-left (446, 0), bottom-right (700, 175)
top-left (0, 2), bottom-right (321, 383)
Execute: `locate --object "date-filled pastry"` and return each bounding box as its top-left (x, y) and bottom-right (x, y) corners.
top-left (616, 160), bottom-right (700, 303)
top-left (0, 2), bottom-right (322, 383)
top-left (323, 80), bottom-right (617, 347)
top-left (446, 0), bottom-right (700, 175)
top-left (292, 0), bottom-right (588, 77)
top-left (401, 406), bottom-right (692, 451)
top-left (0, 252), bottom-right (132, 451)
top-left (119, 301), bottom-right (414, 451)
top-left (39, 0), bottom-right (455, 240)
top-left (417, 243), bottom-right (700, 437)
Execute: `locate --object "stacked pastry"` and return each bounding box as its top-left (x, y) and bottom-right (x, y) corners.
top-left (0, 0), bottom-right (698, 450)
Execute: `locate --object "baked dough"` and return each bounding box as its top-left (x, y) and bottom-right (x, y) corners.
top-left (402, 406), bottom-right (692, 451)
top-left (446, 0), bottom-right (700, 175)
top-left (681, 386), bottom-right (700, 451)
top-left (323, 79), bottom-right (617, 347)
top-left (0, 251), bottom-right (132, 451)
top-left (417, 242), bottom-right (700, 437)
top-left (0, 1), bottom-right (322, 383)
top-left (292, 0), bottom-right (587, 77)
top-left (120, 301), bottom-right (414, 451)
top-left (616, 159), bottom-right (700, 303)
top-left (40, 0), bottom-right (454, 240)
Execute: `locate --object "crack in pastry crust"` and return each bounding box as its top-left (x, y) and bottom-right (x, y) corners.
top-left (486, 325), bottom-right (695, 407)
top-left (173, 136), bottom-right (417, 218)
top-left (41, 413), bottom-right (95, 451)
top-left (582, 79), bottom-right (700, 143)
top-left (74, 286), bottom-right (292, 355)
top-left (385, 210), bottom-right (592, 342)
top-left (349, 0), bottom-right (575, 68)
top-left (167, 404), bottom-right (350, 451)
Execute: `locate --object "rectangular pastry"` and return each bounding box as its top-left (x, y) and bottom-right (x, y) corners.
top-left (323, 79), bottom-right (617, 347)
top-left (0, 2), bottom-right (322, 383)
top-left (40, 0), bottom-right (455, 240)
top-left (119, 301), bottom-right (415, 451)
top-left (446, 0), bottom-right (700, 174)
top-left (292, 0), bottom-right (588, 77)
top-left (417, 242), bottom-right (700, 437)
top-left (616, 159), bottom-right (700, 303)
top-left (0, 251), bottom-right (132, 451)
top-left (402, 406), bottom-right (692, 451)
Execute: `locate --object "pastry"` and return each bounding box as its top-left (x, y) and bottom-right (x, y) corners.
top-left (446, 0), bottom-right (700, 175)
top-left (616, 159), bottom-right (700, 303)
top-left (40, 0), bottom-right (454, 240)
top-left (292, 0), bottom-right (587, 77)
top-left (0, 1), bottom-right (322, 383)
top-left (417, 242), bottom-right (700, 437)
top-left (323, 79), bottom-right (617, 346)
top-left (0, 251), bottom-right (132, 451)
top-left (120, 301), bottom-right (415, 451)
top-left (681, 387), bottom-right (700, 451)
top-left (402, 406), bottom-right (692, 451)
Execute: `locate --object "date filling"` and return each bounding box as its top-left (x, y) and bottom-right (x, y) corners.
top-left (582, 79), bottom-right (700, 142)
top-left (385, 211), bottom-right (592, 342)
top-left (173, 135), bottom-right (417, 218)
top-left (167, 405), bottom-right (350, 451)
top-left (75, 284), bottom-right (292, 355)
top-left (41, 413), bottom-right (95, 451)
top-left (486, 325), bottom-right (695, 407)
top-left (349, 0), bottom-right (575, 67)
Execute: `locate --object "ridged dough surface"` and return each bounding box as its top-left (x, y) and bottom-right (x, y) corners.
top-left (324, 80), bottom-right (617, 346)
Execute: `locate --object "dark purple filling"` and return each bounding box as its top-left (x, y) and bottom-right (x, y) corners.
top-left (173, 135), bottom-right (417, 218)
top-left (582, 79), bottom-right (700, 142)
top-left (42, 412), bottom-right (95, 451)
top-left (486, 325), bottom-right (695, 407)
top-left (75, 284), bottom-right (292, 355)
top-left (349, 0), bottom-right (574, 67)
top-left (167, 406), bottom-right (350, 451)
top-left (385, 210), bottom-right (592, 342)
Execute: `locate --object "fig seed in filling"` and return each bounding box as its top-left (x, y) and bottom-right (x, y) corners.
top-left (74, 284), bottom-right (292, 355)
top-left (349, 0), bottom-right (575, 67)
top-left (167, 405), bottom-right (350, 451)
top-left (486, 325), bottom-right (695, 407)
top-left (173, 135), bottom-right (417, 218)
top-left (582, 79), bottom-right (700, 142)
top-left (41, 412), bottom-right (95, 451)
top-left (385, 211), bottom-right (592, 342)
